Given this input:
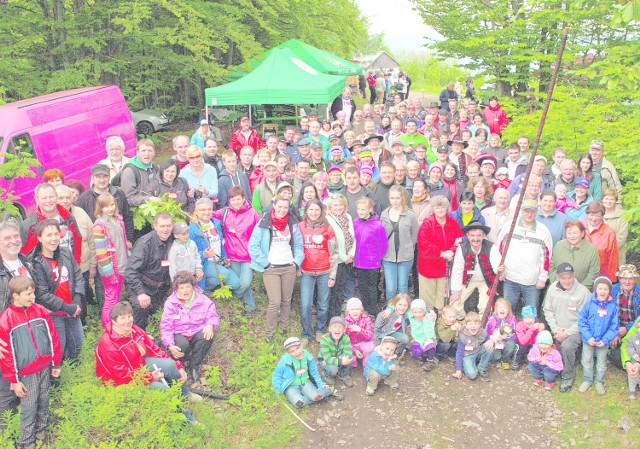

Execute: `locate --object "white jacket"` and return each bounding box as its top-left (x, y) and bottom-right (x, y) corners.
top-left (497, 219), bottom-right (553, 285)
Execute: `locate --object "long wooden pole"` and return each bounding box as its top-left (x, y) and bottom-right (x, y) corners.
top-left (481, 26), bottom-right (569, 326)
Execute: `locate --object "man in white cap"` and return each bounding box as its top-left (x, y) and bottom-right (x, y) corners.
top-left (497, 199), bottom-right (553, 310)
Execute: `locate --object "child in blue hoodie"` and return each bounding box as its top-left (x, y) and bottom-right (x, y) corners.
top-left (578, 276), bottom-right (619, 395)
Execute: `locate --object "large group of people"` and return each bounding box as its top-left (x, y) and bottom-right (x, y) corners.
top-left (0, 81), bottom-right (637, 446)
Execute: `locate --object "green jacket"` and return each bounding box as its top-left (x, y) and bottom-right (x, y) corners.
top-left (621, 318), bottom-right (640, 367)
top-left (318, 333), bottom-right (352, 366)
top-left (549, 239), bottom-right (600, 290)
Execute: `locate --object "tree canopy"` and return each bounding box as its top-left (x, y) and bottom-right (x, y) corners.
top-left (0, 0), bottom-right (369, 112)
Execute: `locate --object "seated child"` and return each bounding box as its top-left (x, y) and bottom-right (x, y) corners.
top-left (554, 184), bottom-right (577, 214)
top-left (625, 319), bottom-right (640, 399)
top-left (168, 222), bottom-right (204, 290)
top-left (0, 277), bottom-right (62, 448)
top-left (318, 317), bottom-right (354, 388)
top-left (527, 330), bottom-right (563, 390)
top-left (515, 306), bottom-right (545, 367)
top-left (344, 298), bottom-right (375, 368)
top-left (364, 336), bottom-right (399, 396)
top-left (272, 336), bottom-right (342, 407)
top-left (374, 293), bottom-right (410, 359)
top-left (485, 298), bottom-right (518, 369)
top-left (495, 167), bottom-right (511, 190)
top-left (408, 298), bottom-right (438, 371)
top-left (436, 305), bottom-right (463, 361)
top-left (578, 276), bottom-right (619, 395)
top-left (453, 312), bottom-right (493, 381)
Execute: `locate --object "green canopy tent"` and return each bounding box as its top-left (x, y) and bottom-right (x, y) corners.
top-left (205, 47), bottom-right (346, 113)
top-left (226, 39), bottom-right (362, 80)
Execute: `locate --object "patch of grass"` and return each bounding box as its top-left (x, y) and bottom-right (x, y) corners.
top-left (552, 365), bottom-right (640, 447)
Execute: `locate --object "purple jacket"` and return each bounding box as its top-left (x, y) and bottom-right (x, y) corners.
top-left (353, 214), bottom-right (388, 270)
top-left (160, 288), bottom-right (220, 347)
top-left (485, 314), bottom-right (517, 341)
top-left (212, 199), bottom-right (260, 262)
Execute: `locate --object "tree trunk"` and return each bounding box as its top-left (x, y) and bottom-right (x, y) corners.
top-left (497, 80), bottom-right (512, 97)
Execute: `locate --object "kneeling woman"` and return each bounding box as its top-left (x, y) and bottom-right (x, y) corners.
top-left (161, 271), bottom-right (220, 382)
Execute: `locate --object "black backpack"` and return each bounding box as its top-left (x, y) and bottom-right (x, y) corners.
top-left (111, 163), bottom-right (140, 188)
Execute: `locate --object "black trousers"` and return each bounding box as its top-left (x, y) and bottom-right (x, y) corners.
top-left (355, 267), bottom-right (379, 316)
top-left (328, 263), bottom-right (354, 319)
top-left (129, 284), bottom-right (170, 330)
top-left (173, 330), bottom-right (213, 370)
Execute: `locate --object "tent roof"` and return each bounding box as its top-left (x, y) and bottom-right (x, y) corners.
top-left (276, 39), bottom-right (362, 76)
top-left (205, 48), bottom-right (346, 106)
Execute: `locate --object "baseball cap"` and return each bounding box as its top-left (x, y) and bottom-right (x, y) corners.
top-left (91, 164), bottom-right (110, 176)
top-left (521, 199), bottom-right (538, 211)
top-left (556, 262), bottom-right (574, 275)
top-left (310, 142), bottom-right (323, 150)
top-left (575, 177), bottom-right (590, 188)
top-left (329, 316), bottom-right (346, 327)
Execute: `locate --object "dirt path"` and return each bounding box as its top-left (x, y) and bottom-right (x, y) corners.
top-left (298, 354), bottom-right (566, 449)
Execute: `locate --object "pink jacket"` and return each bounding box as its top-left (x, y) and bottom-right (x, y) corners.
top-left (527, 345), bottom-right (563, 372)
top-left (345, 313), bottom-right (373, 345)
top-left (160, 289), bottom-right (220, 347)
top-left (516, 320), bottom-right (540, 346)
top-left (212, 199), bottom-right (261, 263)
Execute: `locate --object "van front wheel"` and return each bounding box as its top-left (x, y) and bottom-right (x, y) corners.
top-left (136, 121), bottom-right (154, 136)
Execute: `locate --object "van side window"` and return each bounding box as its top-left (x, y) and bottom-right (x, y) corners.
top-left (9, 133), bottom-right (35, 156)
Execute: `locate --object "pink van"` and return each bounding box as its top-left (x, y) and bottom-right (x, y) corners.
top-left (0, 85), bottom-right (137, 217)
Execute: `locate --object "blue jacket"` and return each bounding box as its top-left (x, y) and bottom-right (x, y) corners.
top-left (611, 283), bottom-right (640, 330)
top-left (189, 219), bottom-right (227, 276)
top-left (565, 191), bottom-right (593, 220)
top-left (271, 350), bottom-right (323, 394)
top-left (364, 348), bottom-right (397, 380)
top-left (578, 293), bottom-right (619, 345)
top-left (248, 213), bottom-right (304, 272)
top-left (449, 207), bottom-right (485, 241)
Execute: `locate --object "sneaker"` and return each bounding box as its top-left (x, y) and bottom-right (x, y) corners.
top-left (366, 388), bottom-right (376, 396)
top-left (300, 338), bottom-right (309, 348)
top-left (630, 391), bottom-right (636, 400)
top-left (501, 362), bottom-right (511, 370)
top-left (510, 361), bottom-right (521, 371)
top-left (533, 378), bottom-right (543, 387)
top-left (315, 332), bottom-right (324, 343)
top-left (578, 382), bottom-right (592, 393)
top-left (544, 382), bottom-right (555, 391)
top-left (339, 375), bottom-right (354, 388)
top-left (331, 388), bottom-right (344, 401)
top-left (479, 370), bottom-right (490, 382)
top-left (383, 379), bottom-right (399, 390)
top-left (324, 376), bottom-right (336, 386)
top-left (422, 360), bottom-right (436, 372)
top-left (595, 383), bottom-right (606, 395)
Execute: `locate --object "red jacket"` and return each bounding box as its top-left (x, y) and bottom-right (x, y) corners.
top-left (228, 127), bottom-right (265, 155)
top-left (482, 104), bottom-right (509, 136)
top-left (21, 204), bottom-right (83, 264)
top-left (417, 215), bottom-right (463, 278)
top-left (0, 303), bottom-right (62, 384)
top-left (95, 322), bottom-right (183, 386)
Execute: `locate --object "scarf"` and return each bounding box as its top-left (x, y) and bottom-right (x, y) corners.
top-left (129, 155), bottom-right (152, 170)
top-left (271, 209), bottom-right (288, 232)
top-left (332, 213), bottom-right (354, 253)
top-left (327, 179), bottom-right (344, 192)
top-left (411, 191), bottom-right (430, 204)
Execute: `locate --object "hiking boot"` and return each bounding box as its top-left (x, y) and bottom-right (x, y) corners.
top-left (595, 383), bottom-right (606, 395)
top-left (544, 382), bottom-right (555, 391)
top-left (559, 378), bottom-right (574, 393)
top-left (533, 378), bottom-right (543, 387)
top-left (510, 360), bottom-right (521, 371)
top-left (339, 375), bottom-right (354, 388)
top-left (479, 370), bottom-right (490, 382)
top-left (331, 388), bottom-right (344, 401)
top-left (315, 332), bottom-right (324, 343)
top-left (324, 376), bottom-right (336, 386)
top-left (578, 382), bottom-right (592, 393)
top-left (422, 360), bottom-right (436, 372)
top-left (300, 338), bottom-right (309, 348)
top-left (384, 380), bottom-right (399, 390)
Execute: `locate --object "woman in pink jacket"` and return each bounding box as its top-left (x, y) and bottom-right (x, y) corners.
top-left (482, 96), bottom-right (509, 136)
top-left (212, 185), bottom-right (261, 314)
top-left (161, 271), bottom-right (220, 382)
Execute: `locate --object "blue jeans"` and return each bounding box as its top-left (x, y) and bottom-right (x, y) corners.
top-left (284, 380), bottom-right (332, 407)
top-left (382, 260), bottom-right (414, 302)
top-left (50, 314), bottom-right (84, 362)
top-left (145, 357), bottom-right (184, 392)
top-left (204, 260), bottom-right (241, 291)
top-left (504, 279), bottom-right (540, 309)
top-left (462, 347), bottom-right (493, 379)
top-left (230, 261), bottom-right (255, 312)
top-left (436, 340), bottom-right (458, 360)
top-left (322, 363), bottom-right (351, 379)
top-left (300, 272), bottom-right (330, 339)
top-left (581, 344), bottom-right (608, 384)
top-left (528, 362), bottom-right (561, 383)
top-left (490, 339), bottom-right (517, 362)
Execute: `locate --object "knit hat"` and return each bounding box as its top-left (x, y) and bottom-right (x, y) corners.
top-left (327, 166), bottom-right (342, 175)
top-left (536, 330), bottom-right (553, 346)
top-left (380, 336), bottom-right (398, 346)
top-left (617, 264), bottom-right (640, 279)
top-left (346, 298), bottom-right (363, 311)
top-left (521, 306), bottom-right (537, 319)
top-left (329, 316), bottom-right (346, 327)
top-left (283, 337), bottom-right (301, 349)
top-left (360, 166), bottom-right (373, 178)
top-left (173, 222), bottom-right (189, 236)
top-left (330, 146), bottom-right (343, 154)
top-left (359, 150), bottom-right (373, 159)
top-left (593, 276), bottom-right (613, 292)
top-left (410, 298), bottom-right (427, 314)
top-left (428, 164), bottom-right (443, 175)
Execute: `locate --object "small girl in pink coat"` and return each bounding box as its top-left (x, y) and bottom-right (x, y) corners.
top-left (344, 297), bottom-right (375, 368)
top-left (527, 330), bottom-right (564, 391)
